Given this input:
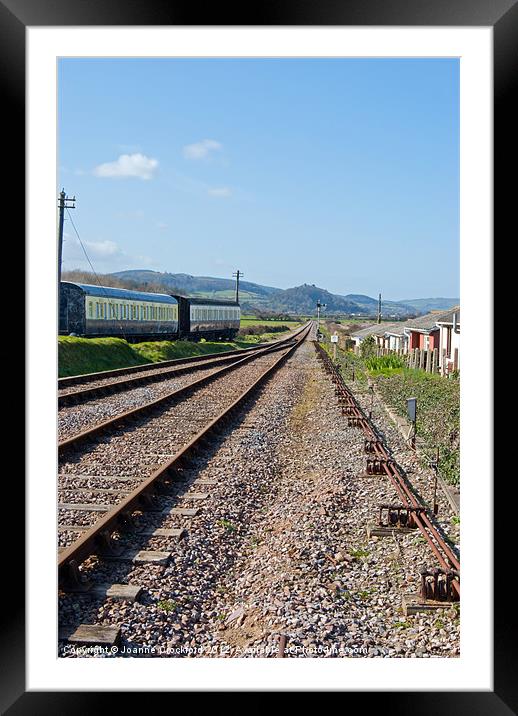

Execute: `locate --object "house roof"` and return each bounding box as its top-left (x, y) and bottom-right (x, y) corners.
top-left (404, 308), bottom-right (458, 333)
top-left (435, 306), bottom-right (460, 325)
top-left (350, 321), bottom-right (406, 339)
top-left (350, 306), bottom-right (461, 340)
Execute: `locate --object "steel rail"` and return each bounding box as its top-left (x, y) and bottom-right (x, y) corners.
top-left (58, 341), bottom-right (287, 408)
top-left (58, 327), bottom-right (307, 389)
top-left (58, 323), bottom-right (312, 584)
top-left (59, 328), bottom-right (309, 455)
top-left (314, 341), bottom-right (460, 596)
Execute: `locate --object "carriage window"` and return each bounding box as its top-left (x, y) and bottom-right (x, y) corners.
top-left (88, 302), bottom-right (93, 318)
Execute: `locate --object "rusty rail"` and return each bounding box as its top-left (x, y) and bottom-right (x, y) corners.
top-left (58, 327), bottom-right (307, 390)
top-left (314, 341), bottom-right (460, 601)
top-left (58, 323), bottom-right (312, 585)
top-left (59, 326), bottom-right (310, 455)
top-left (58, 335), bottom-right (300, 408)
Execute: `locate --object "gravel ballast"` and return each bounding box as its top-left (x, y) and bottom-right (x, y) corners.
top-left (59, 338), bottom-right (460, 658)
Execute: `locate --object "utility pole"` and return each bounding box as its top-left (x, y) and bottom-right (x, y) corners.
top-left (58, 188), bottom-right (76, 286)
top-left (232, 269), bottom-right (243, 304)
top-left (377, 293), bottom-right (382, 324)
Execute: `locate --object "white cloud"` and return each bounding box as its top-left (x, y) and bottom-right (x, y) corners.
top-left (156, 221), bottom-right (168, 230)
top-left (93, 153), bottom-right (158, 180)
top-left (84, 239), bottom-right (119, 256)
top-left (62, 234), bottom-right (156, 273)
top-left (183, 139), bottom-right (222, 160)
top-left (208, 187), bottom-right (231, 198)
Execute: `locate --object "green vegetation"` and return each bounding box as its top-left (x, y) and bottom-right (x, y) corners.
top-left (58, 336), bottom-right (150, 377)
top-left (316, 326), bottom-right (460, 487)
top-left (131, 339), bottom-right (238, 363)
top-left (217, 519), bottom-right (237, 532)
top-left (364, 354), bottom-right (405, 375)
top-left (357, 588), bottom-right (375, 600)
top-left (239, 324), bottom-right (291, 337)
top-left (376, 369), bottom-right (460, 486)
top-left (58, 322), bottom-right (300, 378)
top-left (58, 335), bottom-right (240, 378)
top-left (156, 599), bottom-right (178, 612)
top-left (240, 317), bottom-right (302, 328)
top-left (360, 335), bottom-right (377, 359)
top-left (350, 548), bottom-right (370, 559)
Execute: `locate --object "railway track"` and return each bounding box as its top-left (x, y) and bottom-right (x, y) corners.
top-left (58, 328), bottom-right (305, 407)
top-left (314, 341), bottom-right (460, 603)
top-left (58, 327), bottom-right (308, 442)
top-left (58, 322), bottom-right (312, 621)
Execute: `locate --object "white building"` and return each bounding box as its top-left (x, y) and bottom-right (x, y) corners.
top-left (436, 307), bottom-right (460, 374)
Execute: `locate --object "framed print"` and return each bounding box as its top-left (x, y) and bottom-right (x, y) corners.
top-left (5, 0), bottom-right (513, 709)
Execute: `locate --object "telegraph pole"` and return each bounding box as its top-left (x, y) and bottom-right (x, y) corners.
top-left (58, 188), bottom-right (76, 286)
top-left (377, 293), bottom-right (382, 324)
top-left (232, 270), bottom-right (243, 303)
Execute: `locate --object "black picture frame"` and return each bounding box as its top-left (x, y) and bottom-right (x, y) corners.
top-left (8, 0), bottom-right (509, 709)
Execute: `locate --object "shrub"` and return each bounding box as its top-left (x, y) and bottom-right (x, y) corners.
top-left (360, 335), bottom-right (377, 358)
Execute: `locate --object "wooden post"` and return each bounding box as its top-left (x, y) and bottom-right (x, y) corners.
top-left (454, 348), bottom-right (459, 371)
top-left (432, 348), bottom-right (438, 373)
top-left (419, 349), bottom-right (425, 370)
top-left (427, 350), bottom-right (432, 373)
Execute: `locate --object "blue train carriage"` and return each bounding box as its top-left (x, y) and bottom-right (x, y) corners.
top-left (174, 295), bottom-right (240, 341)
top-left (59, 281), bottom-right (179, 340)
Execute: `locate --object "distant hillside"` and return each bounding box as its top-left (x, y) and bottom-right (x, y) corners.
top-left (108, 271), bottom-right (416, 318)
top-left (111, 270), bottom-right (281, 306)
top-left (397, 297), bottom-right (459, 313)
top-left (67, 265), bottom-right (458, 318)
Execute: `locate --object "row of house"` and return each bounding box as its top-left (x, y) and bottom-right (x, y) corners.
top-left (348, 306), bottom-right (460, 374)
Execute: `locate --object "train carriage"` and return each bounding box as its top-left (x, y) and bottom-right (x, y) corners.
top-left (59, 282), bottom-right (179, 340)
top-left (174, 295), bottom-right (240, 341)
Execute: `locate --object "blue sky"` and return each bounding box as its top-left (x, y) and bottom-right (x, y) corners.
top-left (58, 58), bottom-right (459, 300)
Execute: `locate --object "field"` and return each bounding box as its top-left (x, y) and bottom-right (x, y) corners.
top-left (240, 315), bottom-right (304, 328)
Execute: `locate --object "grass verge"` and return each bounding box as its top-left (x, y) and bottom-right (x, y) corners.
top-left (59, 336), bottom-right (241, 378)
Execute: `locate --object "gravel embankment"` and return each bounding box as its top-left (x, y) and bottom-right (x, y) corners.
top-left (59, 338), bottom-right (459, 658)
